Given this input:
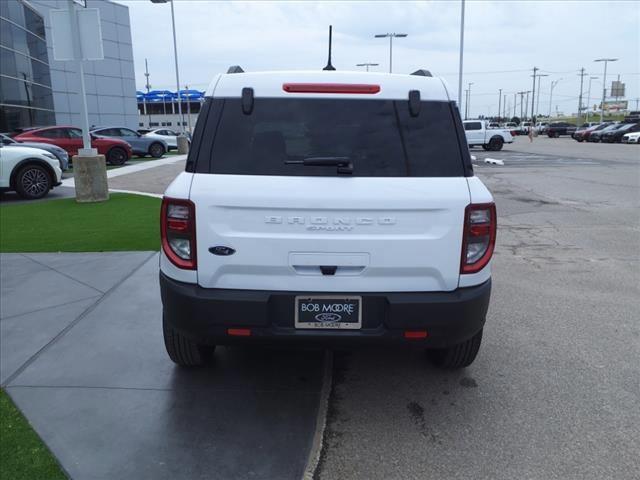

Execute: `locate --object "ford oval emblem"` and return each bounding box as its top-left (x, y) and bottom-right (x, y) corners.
top-left (315, 312), bottom-right (342, 323)
top-left (209, 246), bottom-right (235, 256)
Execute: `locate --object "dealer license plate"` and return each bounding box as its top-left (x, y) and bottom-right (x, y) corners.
top-left (294, 296), bottom-right (362, 329)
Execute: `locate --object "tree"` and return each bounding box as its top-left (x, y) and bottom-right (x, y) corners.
top-left (511, 116), bottom-right (521, 125)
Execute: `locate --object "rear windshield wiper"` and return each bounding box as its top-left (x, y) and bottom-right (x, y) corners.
top-left (285, 156), bottom-right (353, 174)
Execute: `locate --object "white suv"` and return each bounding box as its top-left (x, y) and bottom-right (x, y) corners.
top-left (160, 69), bottom-right (496, 369)
top-left (0, 145), bottom-right (62, 199)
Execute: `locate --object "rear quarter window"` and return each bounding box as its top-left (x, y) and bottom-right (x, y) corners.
top-left (192, 98), bottom-right (467, 177)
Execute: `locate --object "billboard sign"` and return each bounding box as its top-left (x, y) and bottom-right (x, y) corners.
top-left (601, 100), bottom-right (628, 112)
top-left (611, 81), bottom-right (625, 98)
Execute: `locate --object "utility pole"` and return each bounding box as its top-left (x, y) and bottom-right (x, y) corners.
top-left (549, 79), bottom-right (561, 118)
top-left (586, 76), bottom-right (597, 122)
top-left (467, 82), bottom-right (473, 119)
top-left (503, 94), bottom-right (507, 119)
top-left (518, 91), bottom-right (526, 119)
top-left (525, 90), bottom-right (531, 121)
top-left (634, 98), bottom-right (640, 110)
top-left (535, 74), bottom-right (548, 117)
top-left (513, 92), bottom-right (516, 118)
top-left (577, 68), bottom-right (586, 124)
top-left (530, 66), bottom-right (538, 122)
top-left (144, 58), bottom-right (151, 126)
top-left (498, 88), bottom-right (502, 121)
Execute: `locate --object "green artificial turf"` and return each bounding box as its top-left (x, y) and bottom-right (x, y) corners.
top-left (0, 389), bottom-right (67, 480)
top-left (0, 193), bottom-right (161, 252)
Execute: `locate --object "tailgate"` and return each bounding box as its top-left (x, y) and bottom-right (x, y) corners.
top-left (191, 174), bottom-right (470, 292)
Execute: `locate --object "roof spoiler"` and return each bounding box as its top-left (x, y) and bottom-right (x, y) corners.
top-left (411, 69), bottom-right (433, 77)
top-left (227, 65), bottom-right (244, 74)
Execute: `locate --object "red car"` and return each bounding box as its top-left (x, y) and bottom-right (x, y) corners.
top-left (13, 126), bottom-right (132, 165)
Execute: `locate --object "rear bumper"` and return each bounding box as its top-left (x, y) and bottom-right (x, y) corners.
top-left (160, 273), bottom-right (491, 348)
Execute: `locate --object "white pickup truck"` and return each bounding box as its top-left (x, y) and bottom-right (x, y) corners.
top-left (463, 120), bottom-right (513, 151)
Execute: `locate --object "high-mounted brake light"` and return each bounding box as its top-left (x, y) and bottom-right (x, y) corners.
top-left (282, 83), bottom-right (380, 94)
top-left (460, 203), bottom-right (496, 274)
top-left (161, 197), bottom-right (197, 270)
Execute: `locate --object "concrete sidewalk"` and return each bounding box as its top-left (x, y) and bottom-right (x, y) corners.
top-left (1, 252), bottom-right (324, 480)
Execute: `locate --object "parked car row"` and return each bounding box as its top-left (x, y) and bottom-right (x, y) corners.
top-left (572, 122), bottom-right (640, 143)
top-left (1, 125), bottom-right (188, 200)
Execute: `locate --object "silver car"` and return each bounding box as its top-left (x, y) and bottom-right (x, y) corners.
top-left (1, 133), bottom-right (69, 170)
top-left (90, 127), bottom-right (168, 158)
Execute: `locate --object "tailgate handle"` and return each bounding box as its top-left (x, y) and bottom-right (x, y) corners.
top-left (320, 265), bottom-right (337, 276)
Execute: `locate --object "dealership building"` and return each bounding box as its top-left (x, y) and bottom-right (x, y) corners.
top-left (0, 0), bottom-right (138, 133)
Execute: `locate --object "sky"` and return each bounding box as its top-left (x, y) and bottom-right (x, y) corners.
top-left (119, 0), bottom-right (640, 119)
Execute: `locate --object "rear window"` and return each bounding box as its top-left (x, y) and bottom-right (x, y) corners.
top-left (192, 98), bottom-right (466, 177)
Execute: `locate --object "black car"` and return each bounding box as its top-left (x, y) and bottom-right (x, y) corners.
top-left (547, 122), bottom-right (577, 138)
top-left (600, 123), bottom-right (640, 143)
top-left (588, 123), bottom-right (621, 142)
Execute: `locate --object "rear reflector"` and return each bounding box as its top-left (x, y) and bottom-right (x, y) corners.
top-left (283, 83), bottom-right (380, 94)
top-left (404, 330), bottom-right (428, 339)
top-left (228, 328), bottom-right (251, 337)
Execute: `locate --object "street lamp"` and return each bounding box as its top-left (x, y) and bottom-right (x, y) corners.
top-left (374, 33), bottom-right (407, 73)
top-left (586, 76), bottom-right (598, 122)
top-left (535, 74), bottom-right (549, 117)
top-left (548, 78), bottom-right (562, 118)
top-left (151, 0), bottom-right (185, 139)
top-left (594, 58), bottom-right (618, 123)
top-left (356, 62), bottom-right (379, 72)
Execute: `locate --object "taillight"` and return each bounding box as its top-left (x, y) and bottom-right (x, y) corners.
top-left (461, 203), bottom-right (496, 274)
top-left (161, 197), bottom-right (196, 269)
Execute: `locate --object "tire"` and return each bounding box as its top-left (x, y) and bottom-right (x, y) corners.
top-left (148, 142), bottom-right (165, 158)
top-left (576, 137), bottom-right (583, 142)
top-left (427, 328), bottom-right (483, 369)
top-left (163, 314), bottom-right (214, 367)
top-left (489, 136), bottom-right (504, 151)
top-left (15, 163), bottom-right (52, 200)
top-left (107, 147), bottom-right (128, 166)
top-left (481, 145), bottom-right (490, 151)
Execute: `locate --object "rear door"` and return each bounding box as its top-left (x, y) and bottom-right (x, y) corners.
top-left (189, 97), bottom-right (471, 293)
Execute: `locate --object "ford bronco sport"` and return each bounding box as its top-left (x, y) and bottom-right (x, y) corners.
top-left (160, 69), bottom-right (496, 369)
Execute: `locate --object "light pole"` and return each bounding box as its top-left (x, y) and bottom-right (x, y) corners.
top-left (586, 76), bottom-right (597, 122)
top-left (356, 62), bottom-right (379, 72)
top-left (458, 0), bottom-right (465, 112)
top-left (549, 78), bottom-right (561, 118)
top-left (151, 0), bottom-right (185, 136)
top-left (466, 82), bottom-right (473, 119)
top-left (374, 33), bottom-right (407, 73)
top-left (498, 88), bottom-right (502, 121)
top-left (594, 58), bottom-right (618, 123)
top-left (535, 74), bottom-right (548, 117)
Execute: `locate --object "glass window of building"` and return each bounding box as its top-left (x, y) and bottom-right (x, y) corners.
top-left (0, 0), bottom-right (55, 132)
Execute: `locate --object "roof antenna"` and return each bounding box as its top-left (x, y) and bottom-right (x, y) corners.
top-left (323, 25), bottom-right (336, 71)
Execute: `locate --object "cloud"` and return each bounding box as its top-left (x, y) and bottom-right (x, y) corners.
top-left (119, 0), bottom-right (639, 117)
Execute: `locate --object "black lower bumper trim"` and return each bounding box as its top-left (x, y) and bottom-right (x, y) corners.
top-left (160, 273), bottom-right (491, 348)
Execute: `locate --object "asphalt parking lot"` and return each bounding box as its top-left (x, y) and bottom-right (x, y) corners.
top-left (2, 136), bottom-right (638, 479)
top-left (317, 137), bottom-right (639, 480)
